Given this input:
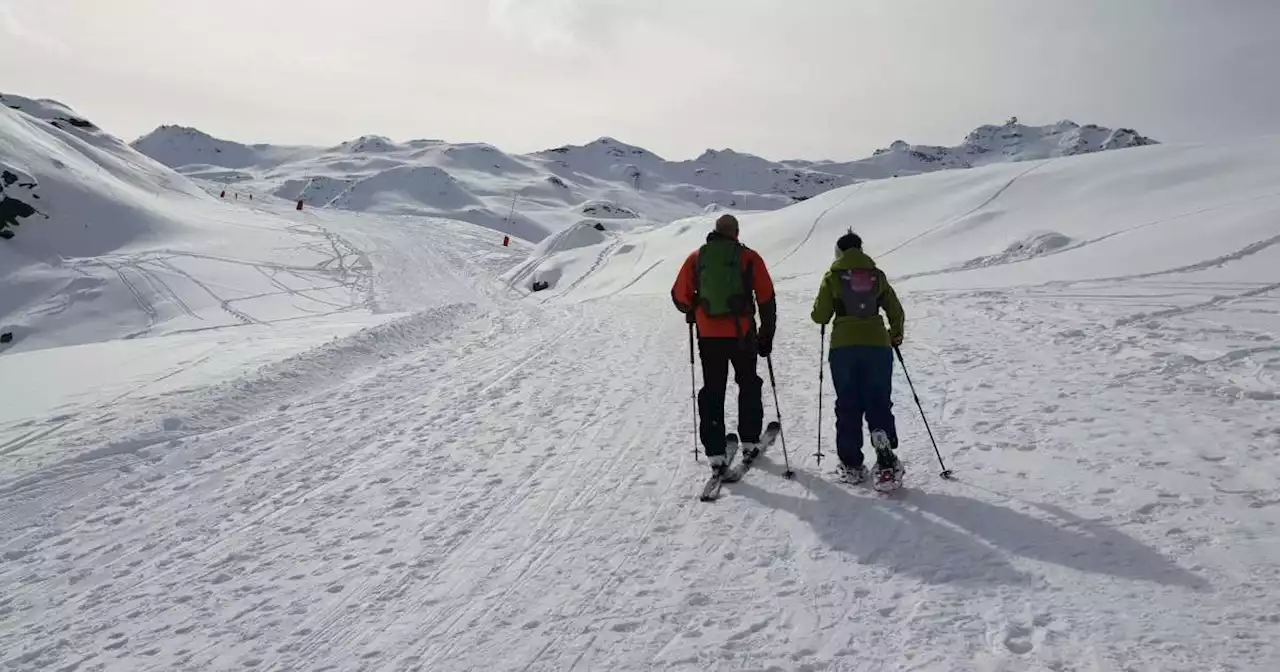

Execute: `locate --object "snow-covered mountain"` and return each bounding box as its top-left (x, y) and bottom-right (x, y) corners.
top-left (0, 94), bottom-right (206, 255)
top-left (130, 128), bottom-right (848, 242)
top-left (786, 118), bottom-right (1157, 180)
top-left (131, 118), bottom-right (1156, 242)
top-left (0, 94), bottom-right (519, 352)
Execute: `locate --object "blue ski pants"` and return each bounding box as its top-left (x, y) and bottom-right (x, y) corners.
top-left (829, 345), bottom-right (898, 467)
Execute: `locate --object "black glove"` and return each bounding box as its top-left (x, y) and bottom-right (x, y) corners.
top-left (757, 298), bottom-right (777, 358)
top-left (756, 333), bottom-right (773, 358)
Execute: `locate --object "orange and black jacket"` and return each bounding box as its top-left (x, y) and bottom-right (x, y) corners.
top-left (671, 232), bottom-right (777, 340)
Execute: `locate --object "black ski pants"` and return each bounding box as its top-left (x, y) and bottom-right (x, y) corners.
top-left (697, 335), bottom-right (764, 456)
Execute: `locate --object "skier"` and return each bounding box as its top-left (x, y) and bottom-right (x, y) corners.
top-left (810, 230), bottom-right (906, 487)
top-left (672, 214), bottom-right (777, 476)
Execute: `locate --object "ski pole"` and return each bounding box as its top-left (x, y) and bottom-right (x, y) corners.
top-left (894, 345), bottom-right (953, 480)
top-left (765, 356), bottom-right (794, 479)
top-left (816, 324), bottom-right (826, 466)
top-left (688, 322), bottom-right (699, 463)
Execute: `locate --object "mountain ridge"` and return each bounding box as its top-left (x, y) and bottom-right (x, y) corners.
top-left (130, 116), bottom-right (1157, 241)
top-left (0, 91), bottom-right (1161, 245)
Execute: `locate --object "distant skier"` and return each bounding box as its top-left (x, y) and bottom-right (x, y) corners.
top-left (672, 214), bottom-right (777, 476)
top-left (810, 230), bottom-right (906, 487)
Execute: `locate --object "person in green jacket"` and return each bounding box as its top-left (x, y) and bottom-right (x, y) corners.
top-left (810, 230), bottom-right (906, 485)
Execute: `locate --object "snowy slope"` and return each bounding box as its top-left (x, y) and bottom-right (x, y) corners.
top-left (0, 95), bottom-right (261, 350)
top-left (0, 96), bottom-right (521, 355)
top-left (131, 119), bottom-right (1155, 243)
top-left (0, 94), bottom-right (207, 257)
top-left (4, 97), bottom-right (1279, 672)
top-left (521, 135), bottom-right (1268, 301)
top-left (0, 94), bottom-right (528, 471)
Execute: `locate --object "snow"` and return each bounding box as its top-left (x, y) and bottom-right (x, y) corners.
top-left (130, 118), bottom-right (1155, 243)
top-left (330, 165), bottom-right (479, 213)
top-left (3, 95), bottom-right (1280, 671)
top-left (796, 118), bottom-right (1158, 180)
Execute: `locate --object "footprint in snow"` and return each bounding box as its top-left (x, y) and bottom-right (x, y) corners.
top-left (1003, 624), bottom-right (1035, 654)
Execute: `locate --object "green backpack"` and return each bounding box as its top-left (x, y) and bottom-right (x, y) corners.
top-left (696, 239), bottom-right (751, 317)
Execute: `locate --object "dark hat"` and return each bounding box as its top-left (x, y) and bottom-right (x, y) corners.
top-left (836, 229), bottom-right (862, 252)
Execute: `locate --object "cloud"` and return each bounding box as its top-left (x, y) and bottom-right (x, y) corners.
top-left (0, 1), bottom-right (68, 54)
top-left (487, 0), bottom-right (655, 53)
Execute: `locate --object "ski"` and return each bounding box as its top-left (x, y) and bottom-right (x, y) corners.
top-left (721, 421), bottom-right (781, 483)
top-left (697, 474), bottom-right (722, 502)
top-left (698, 434), bottom-right (740, 502)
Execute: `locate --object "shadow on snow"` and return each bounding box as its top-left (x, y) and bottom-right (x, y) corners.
top-left (727, 458), bottom-right (1209, 591)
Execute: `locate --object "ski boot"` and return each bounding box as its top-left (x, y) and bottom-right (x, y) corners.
top-left (871, 430), bottom-right (904, 492)
top-left (708, 453), bottom-right (729, 478)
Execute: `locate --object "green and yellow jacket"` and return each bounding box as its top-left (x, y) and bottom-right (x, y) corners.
top-left (810, 249), bottom-right (904, 349)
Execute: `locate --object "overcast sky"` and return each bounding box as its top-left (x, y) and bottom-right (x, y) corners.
top-left (3, 0), bottom-right (1279, 160)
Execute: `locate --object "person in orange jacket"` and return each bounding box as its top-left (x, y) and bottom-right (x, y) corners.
top-left (671, 214), bottom-right (777, 475)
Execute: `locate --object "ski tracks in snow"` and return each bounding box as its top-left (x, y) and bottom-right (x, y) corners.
top-left (881, 160), bottom-right (1045, 259)
top-left (778, 183), bottom-right (867, 265)
top-left (10, 285), bottom-right (1278, 671)
top-left (0, 299), bottom-right (700, 671)
top-left (6, 215), bottom-right (1280, 669)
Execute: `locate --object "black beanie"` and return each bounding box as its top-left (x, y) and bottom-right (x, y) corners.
top-left (836, 230), bottom-right (862, 252)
